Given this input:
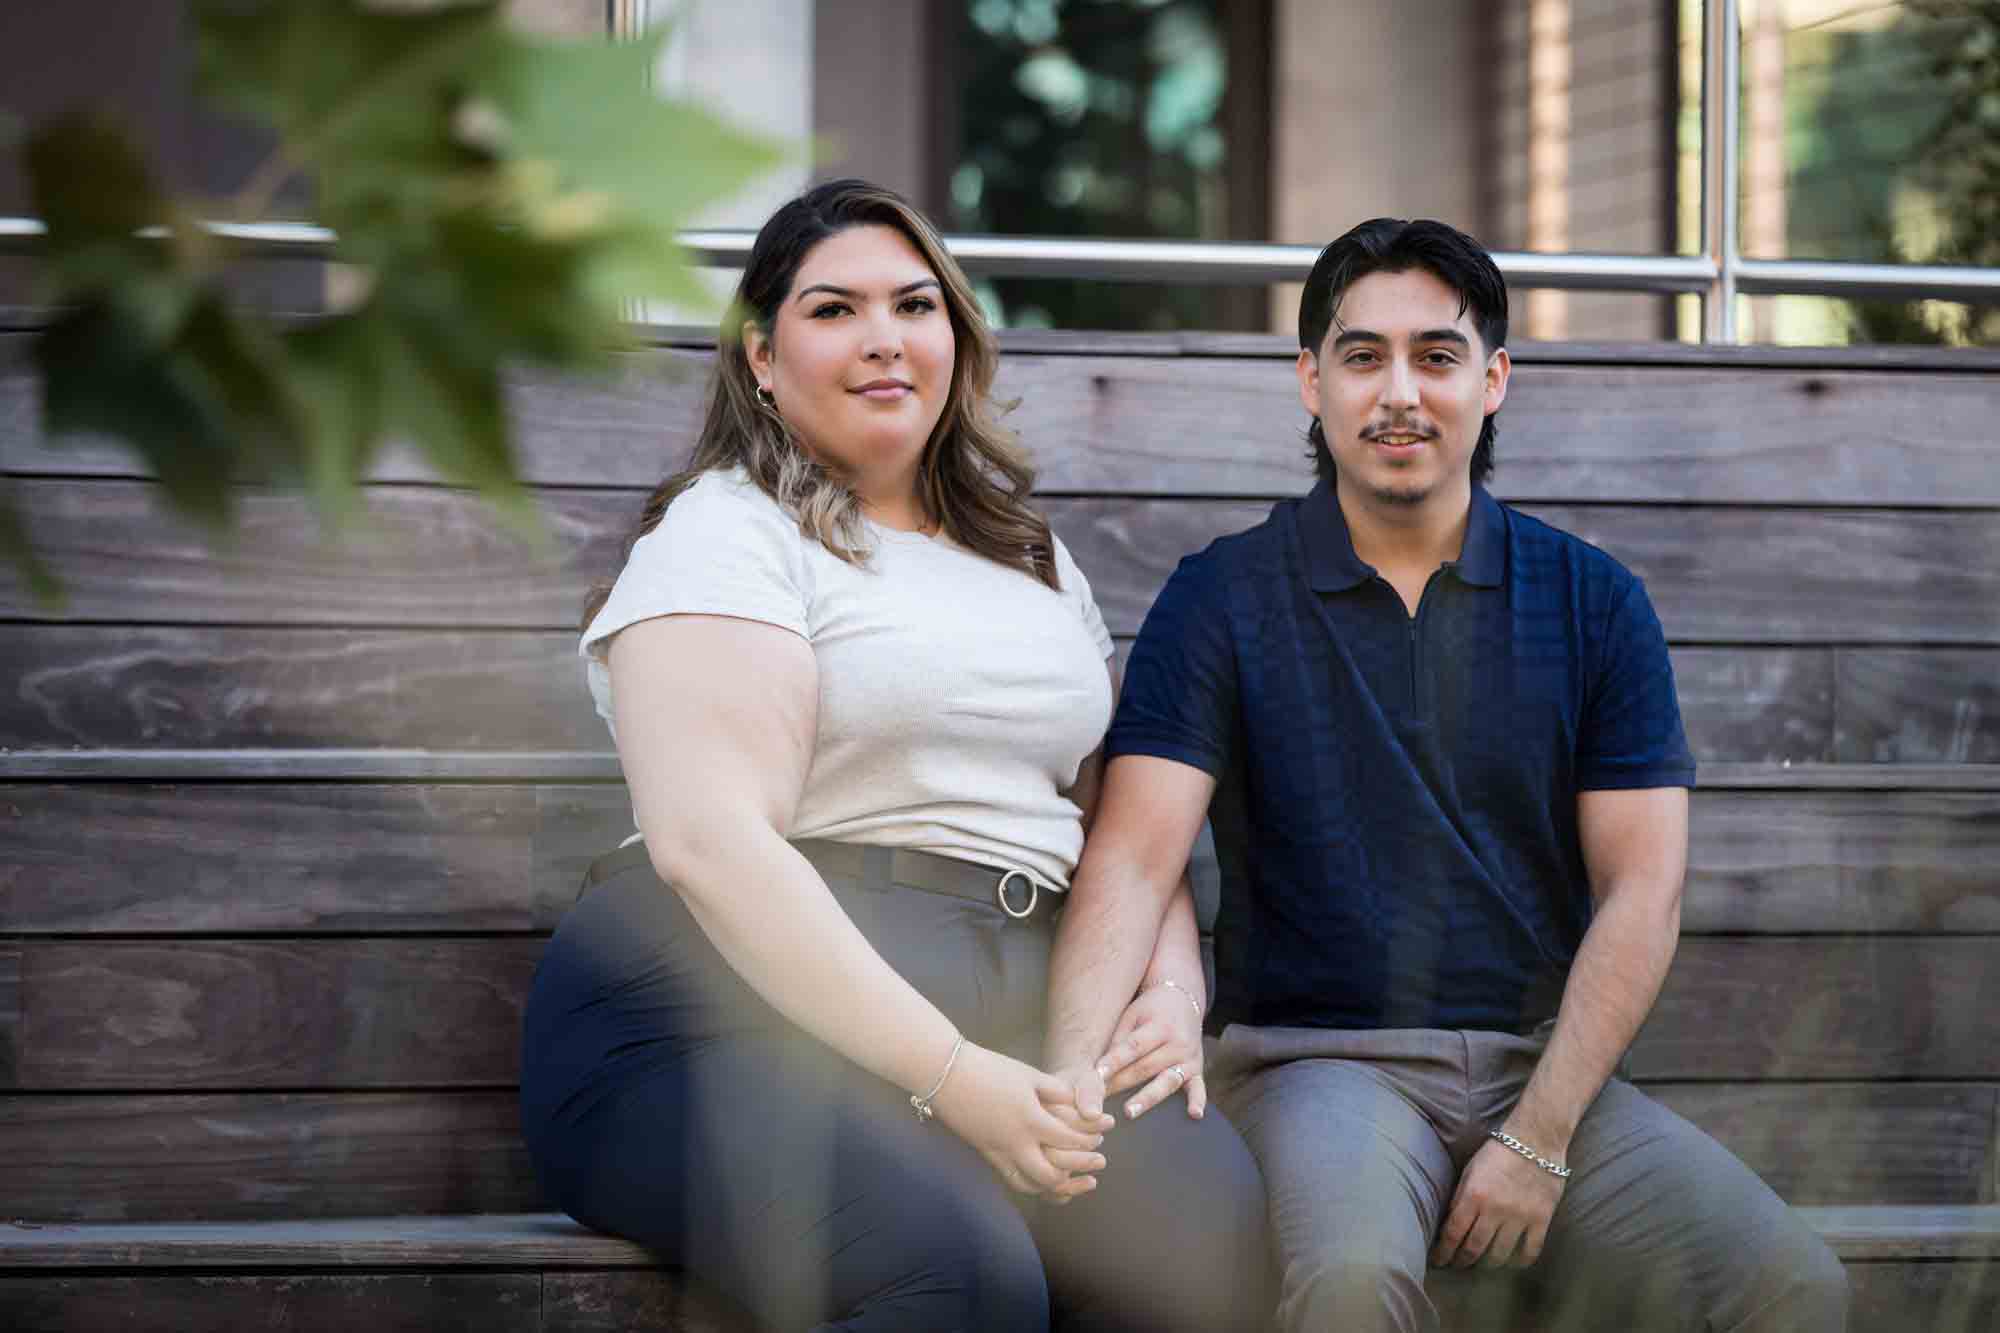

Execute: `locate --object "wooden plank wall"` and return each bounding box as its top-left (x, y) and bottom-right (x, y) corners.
top-left (3, 328), bottom-right (1998, 1227)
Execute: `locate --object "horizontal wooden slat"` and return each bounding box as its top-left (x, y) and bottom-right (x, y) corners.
top-left (0, 785), bottom-right (616, 933)
top-left (1848, 1259), bottom-right (2000, 1333)
top-left (11, 940), bottom-right (542, 1089)
top-left (1840, 650), bottom-right (2000, 765)
top-left (0, 1275), bottom-right (543, 1333)
top-left (1632, 939), bottom-right (2000, 1081)
top-left (1, 628), bottom-right (602, 751)
top-left (10, 336), bottom-right (2000, 503)
top-left (7, 785), bottom-right (1993, 937)
top-left (1697, 764), bottom-right (2000, 792)
top-left (0, 1093), bottom-right (541, 1222)
top-left (7, 1207), bottom-right (1996, 1270)
top-left (0, 749), bottom-right (628, 781)
top-left (0, 479), bottom-right (632, 628)
top-left (0, 946), bottom-right (18, 1086)
top-left (541, 1272), bottom-right (757, 1333)
top-left (1802, 1206), bottom-right (2000, 1262)
top-left (9, 937), bottom-right (1994, 1089)
top-left (1672, 647), bottom-right (1834, 766)
top-left (1643, 1082), bottom-right (1997, 1206)
top-left (11, 482), bottom-right (2000, 644)
top-left (1, 1083), bottom-right (1977, 1224)
top-left (1684, 791), bottom-right (2000, 933)
top-left (0, 1214), bottom-right (655, 1269)
top-left (1, 627), bottom-right (1845, 761)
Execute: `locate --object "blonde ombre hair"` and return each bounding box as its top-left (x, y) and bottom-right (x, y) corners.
top-left (582, 180), bottom-right (1057, 630)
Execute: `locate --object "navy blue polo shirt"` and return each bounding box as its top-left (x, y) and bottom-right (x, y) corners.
top-left (1106, 481), bottom-right (1696, 1036)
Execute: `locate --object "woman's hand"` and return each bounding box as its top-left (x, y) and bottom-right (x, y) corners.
top-left (1095, 983), bottom-right (1206, 1120)
top-left (931, 1042), bottom-right (1110, 1199)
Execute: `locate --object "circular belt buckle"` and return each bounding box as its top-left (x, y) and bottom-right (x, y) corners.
top-left (995, 869), bottom-right (1039, 920)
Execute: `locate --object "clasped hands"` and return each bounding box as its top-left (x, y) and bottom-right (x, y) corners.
top-left (1010, 981), bottom-right (1208, 1202)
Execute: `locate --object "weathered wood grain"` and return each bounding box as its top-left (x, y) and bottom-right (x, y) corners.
top-left (1672, 647), bottom-right (1835, 766)
top-left (1839, 650), bottom-right (2000, 765)
top-left (1849, 1261), bottom-right (2000, 1333)
top-left (11, 482), bottom-right (2000, 645)
top-left (1644, 1082), bottom-right (1998, 1206)
top-left (542, 1272), bottom-right (757, 1333)
top-left (1801, 1206), bottom-right (2000, 1261)
top-left (10, 785), bottom-right (1993, 937)
top-left (0, 627), bottom-right (600, 750)
top-left (10, 937), bottom-right (1992, 1089)
top-left (0, 1213), bottom-right (653, 1269)
top-left (0, 478), bottom-right (637, 628)
top-left (1632, 939), bottom-right (2000, 1081)
top-left (0, 1092), bottom-right (541, 1222)
top-left (10, 335), bottom-right (2000, 503)
top-left (0, 785), bottom-right (610, 933)
top-left (1685, 791), bottom-right (2000, 933)
top-left (12, 940), bottom-right (543, 1089)
top-left (2, 1082), bottom-right (1978, 1223)
top-left (0, 947), bottom-right (18, 1087)
top-left (0, 1275), bottom-right (542, 1332)
top-left (0, 627), bottom-right (1841, 763)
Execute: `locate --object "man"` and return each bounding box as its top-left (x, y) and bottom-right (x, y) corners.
top-left (1045, 218), bottom-right (1848, 1331)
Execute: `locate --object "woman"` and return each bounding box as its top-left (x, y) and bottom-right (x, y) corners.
top-left (520, 179), bottom-right (1270, 1331)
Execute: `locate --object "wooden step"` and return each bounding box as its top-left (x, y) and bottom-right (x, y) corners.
top-left (0, 1209), bottom-right (1994, 1332)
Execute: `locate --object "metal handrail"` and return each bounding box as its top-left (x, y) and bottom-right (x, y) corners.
top-left (9, 215), bottom-right (2000, 304)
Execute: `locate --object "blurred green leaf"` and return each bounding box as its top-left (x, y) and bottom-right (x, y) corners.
top-left (37, 300), bottom-right (239, 530)
top-left (15, 0), bottom-right (787, 595)
top-left (0, 482), bottom-right (63, 611)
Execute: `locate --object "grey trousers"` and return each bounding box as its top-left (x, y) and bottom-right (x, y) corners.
top-left (1208, 1024), bottom-right (1849, 1333)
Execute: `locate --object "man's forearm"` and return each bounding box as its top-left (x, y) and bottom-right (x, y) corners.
top-left (1045, 856), bottom-right (1179, 1071)
top-left (1507, 880), bottom-right (1680, 1154)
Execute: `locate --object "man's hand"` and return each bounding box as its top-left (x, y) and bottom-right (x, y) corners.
top-left (1431, 1135), bottom-right (1566, 1269)
top-left (1094, 982), bottom-right (1207, 1120)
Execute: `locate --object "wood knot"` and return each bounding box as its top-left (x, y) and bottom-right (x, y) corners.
top-left (1799, 377), bottom-right (1830, 397)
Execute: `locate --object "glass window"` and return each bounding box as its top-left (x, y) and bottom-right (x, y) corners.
top-left (1727, 0), bottom-right (1997, 345)
top-left (948, 0), bottom-right (1266, 331)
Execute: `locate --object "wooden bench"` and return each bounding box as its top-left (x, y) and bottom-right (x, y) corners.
top-left (3, 322), bottom-right (1998, 1329)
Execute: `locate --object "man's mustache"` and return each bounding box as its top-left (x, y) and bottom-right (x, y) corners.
top-left (1359, 421), bottom-right (1440, 440)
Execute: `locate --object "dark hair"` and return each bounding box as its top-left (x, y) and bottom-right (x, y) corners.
top-left (581, 179), bottom-right (1055, 631)
top-left (1296, 217), bottom-right (1508, 486)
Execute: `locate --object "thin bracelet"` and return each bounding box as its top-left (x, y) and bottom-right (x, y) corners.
top-left (910, 1034), bottom-right (966, 1123)
top-left (1488, 1128), bottom-right (1572, 1179)
top-left (1146, 977), bottom-right (1204, 1021)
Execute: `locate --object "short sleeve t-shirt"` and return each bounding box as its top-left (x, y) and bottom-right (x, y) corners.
top-left (582, 467), bottom-right (1115, 890)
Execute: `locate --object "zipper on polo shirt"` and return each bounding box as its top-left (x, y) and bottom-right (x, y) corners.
top-left (1405, 563), bottom-right (1456, 715)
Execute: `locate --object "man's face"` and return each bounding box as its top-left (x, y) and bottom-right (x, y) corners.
top-left (1297, 267), bottom-right (1509, 512)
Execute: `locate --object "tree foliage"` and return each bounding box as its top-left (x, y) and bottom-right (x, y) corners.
top-left (1838, 1), bottom-right (2000, 344)
top-left (8, 0), bottom-right (786, 603)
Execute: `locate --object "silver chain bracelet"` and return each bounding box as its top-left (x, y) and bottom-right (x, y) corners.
top-left (1145, 977), bottom-right (1204, 1021)
top-left (910, 1035), bottom-right (966, 1123)
top-left (1488, 1128), bottom-right (1572, 1179)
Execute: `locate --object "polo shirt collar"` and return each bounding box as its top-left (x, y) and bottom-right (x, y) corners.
top-left (1298, 480), bottom-right (1507, 592)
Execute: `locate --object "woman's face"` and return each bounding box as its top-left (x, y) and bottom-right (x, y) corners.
top-left (747, 223), bottom-right (957, 495)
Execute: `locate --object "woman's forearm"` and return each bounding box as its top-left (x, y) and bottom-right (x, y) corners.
top-left (1141, 876), bottom-right (1206, 1011)
top-left (658, 817), bottom-right (961, 1097)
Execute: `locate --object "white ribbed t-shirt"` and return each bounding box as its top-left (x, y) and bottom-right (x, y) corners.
top-left (581, 467), bottom-right (1115, 890)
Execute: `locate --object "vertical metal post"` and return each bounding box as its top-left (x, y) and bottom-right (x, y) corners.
top-left (1700, 0), bottom-right (1741, 342)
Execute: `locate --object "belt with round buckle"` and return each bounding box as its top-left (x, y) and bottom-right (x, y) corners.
top-left (995, 869), bottom-right (1039, 920)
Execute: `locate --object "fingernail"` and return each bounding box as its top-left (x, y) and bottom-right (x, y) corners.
top-left (1090, 1155), bottom-right (1106, 1169)
top-left (1095, 1063), bottom-right (1110, 1079)
top-left (1090, 1135), bottom-right (1104, 1148)
top-left (1125, 1101), bottom-right (1141, 1118)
